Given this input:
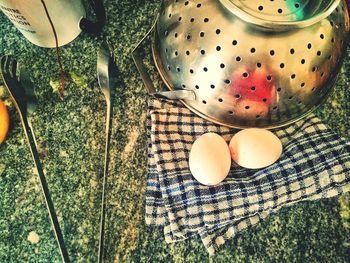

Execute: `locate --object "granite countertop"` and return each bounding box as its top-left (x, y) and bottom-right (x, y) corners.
top-left (0, 1), bottom-right (349, 262)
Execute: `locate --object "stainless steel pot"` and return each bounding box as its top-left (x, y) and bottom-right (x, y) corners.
top-left (133, 0), bottom-right (349, 128)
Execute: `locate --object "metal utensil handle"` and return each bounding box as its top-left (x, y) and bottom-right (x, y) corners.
top-left (131, 16), bottom-right (158, 94)
top-left (131, 16), bottom-right (196, 101)
top-left (153, 90), bottom-right (196, 100)
top-left (23, 119), bottom-right (70, 263)
top-left (97, 101), bottom-right (112, 263)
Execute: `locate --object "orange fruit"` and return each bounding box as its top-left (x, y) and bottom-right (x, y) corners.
top-left (0, 99), bottom-right (10, 144)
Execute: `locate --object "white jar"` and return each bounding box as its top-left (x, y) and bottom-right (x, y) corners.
top-left (0, 0), bottom-right (105, 48)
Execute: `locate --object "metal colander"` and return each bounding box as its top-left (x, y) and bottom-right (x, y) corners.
top-left (133, 0), bottom-right (350, 128)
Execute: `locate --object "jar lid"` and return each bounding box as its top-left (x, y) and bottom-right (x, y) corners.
top-left (220, 0), bottom-right (341, 30)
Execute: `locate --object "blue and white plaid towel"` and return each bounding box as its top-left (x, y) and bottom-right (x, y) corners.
top-left (146, 98), bottom-right (350, 254)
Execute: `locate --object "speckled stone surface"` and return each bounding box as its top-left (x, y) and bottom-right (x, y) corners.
top-left (0, 1), bottom-right (349, 262)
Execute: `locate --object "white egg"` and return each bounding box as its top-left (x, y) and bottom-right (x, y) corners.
top-left (189, 133), bottom-right (231, 186)
top-left (229, 129), bottom-right (282, 169)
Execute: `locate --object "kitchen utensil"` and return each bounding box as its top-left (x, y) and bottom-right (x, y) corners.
top-left (133, 0), bottom-right (350, 128)
top-left (0, 55), bottom-right (70, 263)
top-left (96, 42), bottom-right (115, 263)
top-left (0, 0), bottom-right (105, 47)
top-left (132, 29), bottom-right (195, 100)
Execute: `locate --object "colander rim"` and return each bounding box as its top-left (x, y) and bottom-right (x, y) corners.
top-left (219, 0), bottom-right (341, 31)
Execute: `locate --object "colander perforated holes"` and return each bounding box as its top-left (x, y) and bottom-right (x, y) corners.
top-left (156, 0), bottom-right (347, 128)
top-left (245, 106), bottom-right (250, 110)
top-left (184, 1), bottom-right (189, 6)
top-left (182, 84), bottom-right (186, 88)
top-left (175, 32), bottom-right (178, 38)
top-left (167, 65), bottom-right (171, 71)
top-left (168, 13), bottom-right (172, 18)
top-left (331, 38), bottom-right (335, 43)
top-left (317, 51), bottom-right (322, 56)
top-left (175, 51), bottom-right (178, 56)
top-left (258, 6), bottom-right (263, 11)
top-left (262, 98), bottom-right (267, 102)
top-left (228, 111), bottom-right (234, 115)
top-left (202, 100), bottom-right (207, 104)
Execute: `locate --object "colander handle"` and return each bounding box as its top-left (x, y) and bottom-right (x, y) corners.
top-left (131, 17), bottom-right (196, 101)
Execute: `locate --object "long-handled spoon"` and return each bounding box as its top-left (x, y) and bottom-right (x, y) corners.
top-left (0, 55), bottom-right (70, 263)
top-left (96, 43), bottom-right (114, 263)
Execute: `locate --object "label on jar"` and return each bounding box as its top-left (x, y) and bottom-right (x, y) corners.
top-left (0, 4), bottom-right (36, 34)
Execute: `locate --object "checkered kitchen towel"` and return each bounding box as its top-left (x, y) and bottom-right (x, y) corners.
top-left (146, 98), bottom-right (350, 254)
